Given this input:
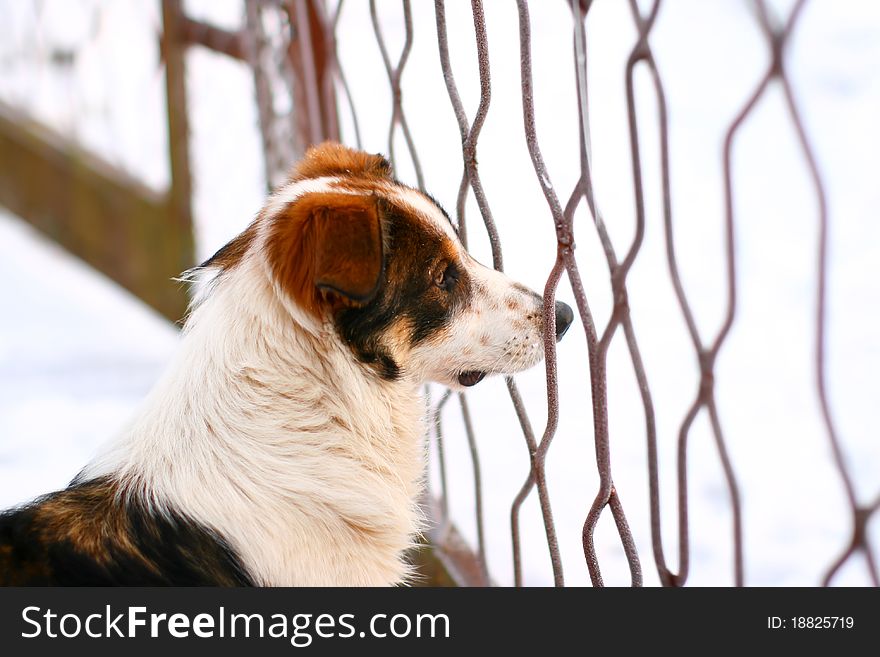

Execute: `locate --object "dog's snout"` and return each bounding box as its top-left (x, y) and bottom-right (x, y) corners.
top-left (554, 301), bottom-right (573, 342)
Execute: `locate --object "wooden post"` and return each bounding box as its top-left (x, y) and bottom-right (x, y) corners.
top-left (161, 0), bottom-right (196, 301)
top-left (286, 0), bottom-right (340, 149)
top-left (0, 101), bottom-right (191, 322)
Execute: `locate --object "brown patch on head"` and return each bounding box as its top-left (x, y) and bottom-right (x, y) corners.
top-left (266, 192), bottom-right (385, 317)
top-left (190, 145), bottom-right (390, 281)
top-left (328, 178), bottom-right (393, 195)
top-left (292, 142), bottom-right (393, 182)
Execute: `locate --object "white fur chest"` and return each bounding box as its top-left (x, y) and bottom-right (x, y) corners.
top-left (82, 264), bottom-right (427, 585)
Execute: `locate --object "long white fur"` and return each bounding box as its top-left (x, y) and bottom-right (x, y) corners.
top-left (84, 249), bottom-right (425, 585)
top-left (81, 173), bottom-right (545, 586)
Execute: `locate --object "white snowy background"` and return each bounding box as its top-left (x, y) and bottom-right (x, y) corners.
top-left (0, 0), bottom-right (877, 587)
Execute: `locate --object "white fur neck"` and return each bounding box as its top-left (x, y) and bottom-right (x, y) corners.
top-left (82, 255), bottom-right (426, 585)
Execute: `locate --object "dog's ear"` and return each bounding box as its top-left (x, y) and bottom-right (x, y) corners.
top-left (267, 193), bottom-right (384, 315)
top-left (311, 199), bottom-right (384, 303)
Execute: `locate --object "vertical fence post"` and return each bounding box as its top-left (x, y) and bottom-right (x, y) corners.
top-left (286, 0), bottom-right (340, 151)
top-left (160, 0), bottom-right (195, 305)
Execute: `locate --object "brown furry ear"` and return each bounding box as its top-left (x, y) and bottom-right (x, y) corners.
top-left (267, 192), bottom-right (384, 316)
top-left (292, 142), bottom-right (393, 181)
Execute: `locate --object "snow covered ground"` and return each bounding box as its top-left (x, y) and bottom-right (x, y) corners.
top-left (0, 209), bottom-right (179, 508)
top-left (0, 0), bottom-right (877, 586)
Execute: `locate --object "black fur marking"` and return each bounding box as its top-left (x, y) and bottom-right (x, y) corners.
top-left (332, 198), bottom-right (470, 380)
top-left (0, 478), bottom-right (254, 586)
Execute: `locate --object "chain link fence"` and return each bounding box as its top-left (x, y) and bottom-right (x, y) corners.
top-left (340, 0), bottom-right (875, 587)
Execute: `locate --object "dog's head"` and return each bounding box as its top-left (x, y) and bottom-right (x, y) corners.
top-left (203, 143), bottom-right (572, 389)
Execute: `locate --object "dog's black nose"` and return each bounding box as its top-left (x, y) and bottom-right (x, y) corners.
top-left (554, 300), bottom-right (573, 342)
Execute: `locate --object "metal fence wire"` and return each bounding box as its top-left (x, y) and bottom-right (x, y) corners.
top-left (3, 0), bottom-right (875, 587)
top-left (248, 0), bottom-right (875, 588)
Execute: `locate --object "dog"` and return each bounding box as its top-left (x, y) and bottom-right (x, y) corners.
top-left (0, 143), bottom-right (573, 586)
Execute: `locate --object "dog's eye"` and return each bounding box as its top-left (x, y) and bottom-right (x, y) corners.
top-left (433, 262), bottom-right (458, 292)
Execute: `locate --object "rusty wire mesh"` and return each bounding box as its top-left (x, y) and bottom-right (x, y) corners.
top-left (317, 0), bottom-right (877, 587)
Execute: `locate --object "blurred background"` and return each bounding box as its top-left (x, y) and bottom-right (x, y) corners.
top-left (0, 0), bottom-right (878, 586)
